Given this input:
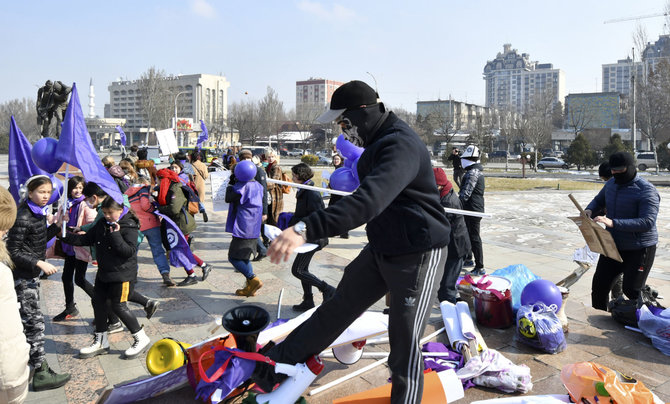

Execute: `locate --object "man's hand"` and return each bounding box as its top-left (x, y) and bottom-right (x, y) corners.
top-left (267, 227), bottom-right (306, 264)
top-left (593, 216), bottom-right (613, 228)
top-left (583, 209), bottom-right (592, 219)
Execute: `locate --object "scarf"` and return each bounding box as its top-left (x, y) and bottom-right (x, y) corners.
top-left (27, 200), bottom-right (48, 217)
top-left (156, 168), bottom-right (181, 205)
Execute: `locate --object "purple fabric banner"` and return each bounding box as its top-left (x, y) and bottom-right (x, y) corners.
top-left (8, 116), bottom-right (48, 203)
top-left (153, 210), bottom-right (197, 270)
top-left (197, 120), bottom-right (208, 150)
top-left (55, 83), bottom-right (123, 204)
top-left (116, 125), bottom-right (127, 146)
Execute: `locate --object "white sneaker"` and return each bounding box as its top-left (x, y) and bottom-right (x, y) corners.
top-left (124, 327), bottom-right (150, 359)
top-left (80, 332), bottom-right (110, 358)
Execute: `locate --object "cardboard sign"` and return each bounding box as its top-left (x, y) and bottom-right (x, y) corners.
top-left (155, 128), bottom-right (180, 156)
top-left (210, 170), bottom-right (231, 212)
top-left (568, 194), bottom-right (623, 262)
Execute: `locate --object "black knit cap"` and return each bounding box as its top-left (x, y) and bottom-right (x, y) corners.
top-left (316, 80), bottom-right (379, 123)
top-left (609, 152), bottom-right (634, 171)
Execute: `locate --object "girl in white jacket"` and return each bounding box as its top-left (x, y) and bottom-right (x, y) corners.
top-left (0, 185), bottom-right (30, 404)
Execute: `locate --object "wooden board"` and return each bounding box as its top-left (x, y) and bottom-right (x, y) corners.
top-left (568, 194), bottom-right (623, 262)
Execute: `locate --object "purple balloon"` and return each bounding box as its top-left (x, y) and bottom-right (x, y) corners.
top-left (329, 167), bottom-right (359, 192)
top-left (31, 137), bottom-right (63, 173)
top-left (336, 134), bottom-right (364, 161)
top-left (47, 176), bottom-right (64, 205)
top-left (520, 279), bottom-right (563, 311)
top-left (234, 160), bottom-right (257, 182)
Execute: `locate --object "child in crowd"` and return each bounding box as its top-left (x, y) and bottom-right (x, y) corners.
top-left (78, 182), bottom-right (159, 325)
top-left (126, 176), bottom-right (174, 285)
top-left (433, 167), bottom-right (470, 303)
top-left (6, 175), bottom-right (71, 391)
top-left (156, 167), bottom-right (212, 286)
top-left (61, 198), bottom-right (151, 359)
top-left (225, 160), bottom-right (264, 297)
top-left (0, 185), bottom-right (31, 402)
top-left (288, 163), bottom-right (335, 311)
top-left (53, 176), bottom-right (97, 321)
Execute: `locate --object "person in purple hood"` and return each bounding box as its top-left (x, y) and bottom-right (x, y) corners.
top-left (225, 160), bottom-right (264, 297)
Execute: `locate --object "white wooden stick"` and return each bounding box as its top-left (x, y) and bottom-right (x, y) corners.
top-left (309, 327), bottom-right (445, 396)
top-left (60, 164), bottom-right (70, 237)
top-left (321, 351), bottom-right (458, 359)
top-left (268, 178), bottom-right (491, 218)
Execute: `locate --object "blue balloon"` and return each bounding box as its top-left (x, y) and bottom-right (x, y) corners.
top-left (31, 137), bottom-right (63, 173)
top-left (520, 279), bottom-right (563, 312)
top-left (234, 160), bottom-right (257, 182)
top-left (336, 134), bottom-right (364, 161)
top-left (47, 175), bottom-right (64, 205)
top-left (329, 167), bottom-right (359, 192)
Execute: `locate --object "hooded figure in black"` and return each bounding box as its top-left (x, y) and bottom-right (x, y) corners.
top-left (255, 80), bottom-right (450, 404)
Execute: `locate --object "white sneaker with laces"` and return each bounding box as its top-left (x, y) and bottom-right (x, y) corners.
top-left (80, 332), bottom-right (110, 358)
top-left (124, 327), bottom-right (150, 359)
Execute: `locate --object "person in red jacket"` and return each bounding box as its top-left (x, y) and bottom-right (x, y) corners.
top-left (125, 176), bottom-right (174, 286)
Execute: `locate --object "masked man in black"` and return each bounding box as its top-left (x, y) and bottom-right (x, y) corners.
top-left (256, 81), bottom-right (451, 403)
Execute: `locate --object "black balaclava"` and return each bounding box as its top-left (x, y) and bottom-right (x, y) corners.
top-left (609, 152), bottom-right (636, 184)
top-left (339, 103), bottom-right (388, 147)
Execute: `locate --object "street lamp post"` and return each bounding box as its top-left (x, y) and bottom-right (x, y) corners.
top-left (174, 91), bottom-right (188, 147)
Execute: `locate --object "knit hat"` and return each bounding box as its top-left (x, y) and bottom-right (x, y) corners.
top-left (0, 186), bottom-right (17, 231)
top-left (609, 152), bottom-right (634, 171)
top-left (432, 167), bottom-right (453, 198)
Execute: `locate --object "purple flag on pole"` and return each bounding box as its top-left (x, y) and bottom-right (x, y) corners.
top-left (8, 116), bottom-right (48, 203)
top-left (55, 83), bottom-right (123, 204)
top-left (197, 120), bottom-right (208, 150)
top-left (153, 211), bottom-right (197, 270)
top-left (116, 125), bottom-right (127, 146)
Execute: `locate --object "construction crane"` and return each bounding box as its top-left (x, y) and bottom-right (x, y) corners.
top-left (604, 11), bottom-right (668, 24)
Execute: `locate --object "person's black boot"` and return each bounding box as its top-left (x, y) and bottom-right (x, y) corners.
top-left (53, 305), bottom-right (79, 321)
top-left (292, 295), bottom-right (315, 312)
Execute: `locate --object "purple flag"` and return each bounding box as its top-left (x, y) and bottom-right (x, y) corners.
top-left (8, 116), bottom-right (48, 203)
top-left (55, 83), bottom-right (123, 204)
top-left (153, 211), bottom-right (197, 270)
top-left (197, 120), bottom-right (208, 150)
top-left (116, 125), bottom-right (127, 146)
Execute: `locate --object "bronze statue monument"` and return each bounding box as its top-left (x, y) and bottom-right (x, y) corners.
top-left (36, 80), bottom-right (72, 137)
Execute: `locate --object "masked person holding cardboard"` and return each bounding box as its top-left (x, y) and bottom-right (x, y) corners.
top-left (257, 80), bottom-right (451, 403)
top-left (584, 152), bottom-right (660, 311)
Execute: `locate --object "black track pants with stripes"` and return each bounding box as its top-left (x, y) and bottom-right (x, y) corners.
top-left (267, 245), bottom-right (447, 404)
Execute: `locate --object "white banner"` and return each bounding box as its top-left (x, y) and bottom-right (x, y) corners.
top-left (155, 128), bottom-right (179, 156)
top-left (210, 170), bottom-right (231, 212)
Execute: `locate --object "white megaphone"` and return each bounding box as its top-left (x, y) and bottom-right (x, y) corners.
top-left (331, 340), bottom-right (367, 365)
top-left (254, 355), bottom-right (324, 404)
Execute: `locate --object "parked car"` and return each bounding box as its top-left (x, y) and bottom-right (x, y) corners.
top-left (537, 157), bottom-right (569, 170)
top-left (287, 148), bottom-right (304, 157)
top-left (316, 155), bottom-right (332, 165)
top-left (489, 150), bottom-right (510, 159)
top-left (636, 152), bottom-right (657, 171)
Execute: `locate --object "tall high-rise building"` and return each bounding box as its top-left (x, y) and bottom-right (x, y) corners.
top-left (601, 58), bottom-right (644, 96)
top-left (108, 73), bottom-right (230, 131)
top-left (641, 34), bottom-right (670, 72)
top-left (295, 78), bottom-right (343, 122)
top-left (483, 44), bottom-right (566, 113)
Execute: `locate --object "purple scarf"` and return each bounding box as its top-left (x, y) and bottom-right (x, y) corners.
top-left (27, 200), bottom-right (48, 217)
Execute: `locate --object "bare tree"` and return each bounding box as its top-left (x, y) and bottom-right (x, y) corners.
top-left (417, 102), bottom-right (462, 152)
top-left (635, 60), bottom-right (670, 173)
top-left (0, 98), bottom-right (41, 152)
top-left (229, 99), bottom-right (263, 145)
top-left (258, 86), bottom-right (285, 141)
top-left (565, 98), bottom-right (595, 137)
top-left (525, 89), bottom-right (555, 170)
top-left (138, 67), bottom-right (173, 140)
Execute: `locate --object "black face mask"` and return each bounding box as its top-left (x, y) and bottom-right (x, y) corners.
top-left (339, 104), bottom-right (388, 147)
top-left (613, 166), bottom-right (636, 184)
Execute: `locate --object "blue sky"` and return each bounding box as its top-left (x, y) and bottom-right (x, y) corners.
top-left (1, 0), bottom-right (667, 117)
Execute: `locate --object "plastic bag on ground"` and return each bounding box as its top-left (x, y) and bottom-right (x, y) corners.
top-left (637, 305), bottom-right (670, 356)
top-left (490, 264), bottom-right (540, 313)
top-left (516, 302), bottom-right (566, 354)
top-left (455, 349), bottom-right (532, 393)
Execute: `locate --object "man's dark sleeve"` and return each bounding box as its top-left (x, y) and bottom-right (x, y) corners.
top-left (302, 135), bottom-right (420, 241)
